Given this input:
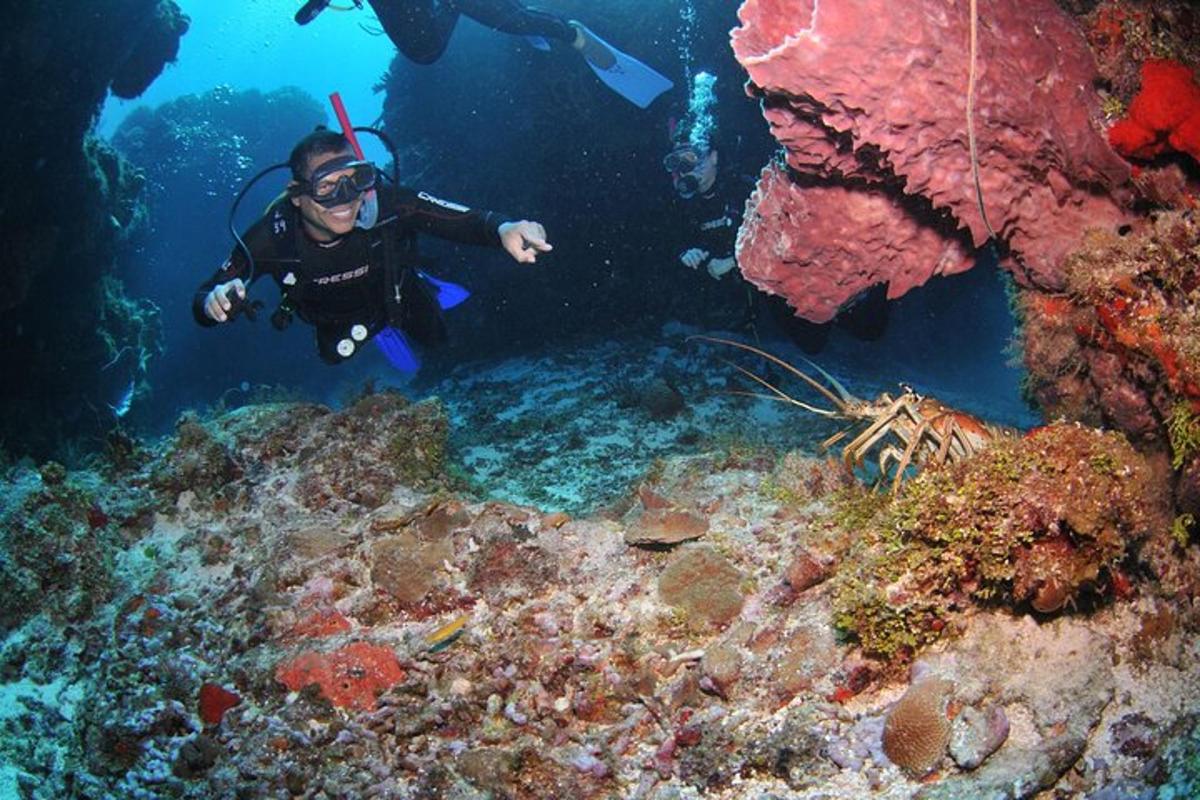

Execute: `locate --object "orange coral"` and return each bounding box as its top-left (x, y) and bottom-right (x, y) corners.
top-left (287, 608), bottom-right (352, 639)
top-left (1030, 294), bottom-right (1073, 320)
top-left (1091, 286), bottom-right (1200, 399)
top-left (275, 642), bottom-right (405, 711)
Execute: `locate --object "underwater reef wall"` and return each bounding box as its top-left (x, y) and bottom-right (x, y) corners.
top-left (1020, 211), bottom-right (1200, 529)
top-left (1002, 3), bottom-right (1200, 528)
top-left (730, 0), bottom-right (1132, 322)
top-left (0, 1), bottom-right (187, 457)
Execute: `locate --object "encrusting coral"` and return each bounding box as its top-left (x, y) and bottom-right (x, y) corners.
top-left (1020, 212), bottom-right (1200, 533)
top-left (275, 642), bottom-right (406, 712)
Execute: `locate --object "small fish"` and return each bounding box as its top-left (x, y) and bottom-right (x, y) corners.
top-left (425, 614), bottom-right (468, 652)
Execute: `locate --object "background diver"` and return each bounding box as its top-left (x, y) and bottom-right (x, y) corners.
top-left (294, 0), bottom-right (673, 108)
top-left (667, 126), bottom-right (890, 353)
top-left (193, 128), bottom-right (551, 370)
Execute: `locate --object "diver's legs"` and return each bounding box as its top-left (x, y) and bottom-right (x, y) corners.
top-left (451, 0), bottom-right (575, 43)
top-left (369, 0), bottom-right (669, 106)
top-left (454, 1), bottom-right (615, 69)
top-left (366, 0), bottom-right (461, 65)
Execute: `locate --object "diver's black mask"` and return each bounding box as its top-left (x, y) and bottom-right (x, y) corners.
top-left (292, 155), bottom-right (377, 209)
top-left (664, 145), bottom-right (707, 200)
top-left (663, 146), bottom-right (701, 174)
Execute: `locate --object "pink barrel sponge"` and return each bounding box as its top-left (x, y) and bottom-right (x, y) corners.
top-left (1109, 59), bottom-right (1200, 163)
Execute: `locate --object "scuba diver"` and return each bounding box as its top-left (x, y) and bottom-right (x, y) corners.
top-left (666, 139), bottom-right (739, 282)
top-left (667, 73), bottom-right (742, 282)
top-left (293, 0), bottom-right (672, 109)
top-left (667, 74), bottom-right (889, 353)
top-left (193, 127), bottom-right (551, 369)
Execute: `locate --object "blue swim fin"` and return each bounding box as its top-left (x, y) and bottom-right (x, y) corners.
top-left (375, 326), bottom-right (420, 373)
top-left (418, 271), bottom-right (471, 309)
top-left (573, 24), bottom-right (673, 109)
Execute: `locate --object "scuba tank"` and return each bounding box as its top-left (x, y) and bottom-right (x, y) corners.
top-left (295, 0), bottom-right (363, 26)
top-left (295, 0), bottom-right (331, 25)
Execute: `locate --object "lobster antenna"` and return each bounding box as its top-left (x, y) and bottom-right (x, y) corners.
top-left (714, 357), bottom-right (839, 416)
top-left (689, 335), bottom-right (847, 412)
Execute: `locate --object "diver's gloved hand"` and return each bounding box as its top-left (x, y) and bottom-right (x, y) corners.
top-left (499, 221), bottom-right (553, 264)
top-left (679, 248), bottom-right (710, 270)
top-left (203, 279), bottom-right (246, 323)
top-left (706, 256), bottom-right (737, 280)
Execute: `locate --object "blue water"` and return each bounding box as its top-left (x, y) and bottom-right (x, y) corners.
top-left (94, 0), bottom-right (1037, 460)
top-left (99, 0), bottom-right (394, 143)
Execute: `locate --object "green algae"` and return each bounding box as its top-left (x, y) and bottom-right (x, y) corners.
top-left (1168, 402), bottom-right (1200, 470)
top-left (828, 422), bottom-right (1169, 662)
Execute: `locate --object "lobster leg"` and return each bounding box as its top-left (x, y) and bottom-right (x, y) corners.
top-left (933, 417), bottom-right (956, 464)
top-left (890, 418), bottom-right (932, 493)
top-left (841, 396), bottom-right (911, 467)
top-left (878, 444), bottom-right (907, 490)
top-left (950, 419), bottom-right (986, 458)
top-left (822, 428), bottom-right (852, 450)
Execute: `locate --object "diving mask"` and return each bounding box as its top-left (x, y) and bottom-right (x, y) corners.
top-left (296, 156), bottom-right (377, 208)
top-left (664, 145), bottom-right (708, 199)
top-left (663, 145), bottom-right (702, 174)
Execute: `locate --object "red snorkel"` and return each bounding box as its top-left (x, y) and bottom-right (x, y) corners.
top-left (329, 91), bottom-right (378, 228)
top-left (330, 92), bottom-right (366, 160)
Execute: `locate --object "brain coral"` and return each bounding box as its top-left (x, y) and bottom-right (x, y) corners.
top-left (882, 677), bottom-right (954, 776)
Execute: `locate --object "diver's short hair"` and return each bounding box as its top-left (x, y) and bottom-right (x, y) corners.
top-left (289, 128), bottom-right (353, 180)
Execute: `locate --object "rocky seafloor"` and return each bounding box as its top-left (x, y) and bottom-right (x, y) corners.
top-left (1, 333), bottom-right (1198, 800)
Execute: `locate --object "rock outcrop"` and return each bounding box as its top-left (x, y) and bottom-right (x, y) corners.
top-left (0, 1), bottom-right (188, 456)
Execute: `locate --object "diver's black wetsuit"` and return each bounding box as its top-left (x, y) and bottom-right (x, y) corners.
top-left (367, 0), bottom-right (575, 64)
top-left (192, 184), bottom-right (509, 363)
top-left (681, 185), bottom-right (742, 268)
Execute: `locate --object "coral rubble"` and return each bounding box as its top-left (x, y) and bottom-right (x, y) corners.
top-left (1, 377), bottom-right (1197, 798)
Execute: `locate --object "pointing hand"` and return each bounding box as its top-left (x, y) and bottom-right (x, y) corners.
top-left (204, 279), bottom-right (246, 323)
top-left (499, 220), bottom-right (553, 264)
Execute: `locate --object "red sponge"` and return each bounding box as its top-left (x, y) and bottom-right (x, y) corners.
top-left (198, 682), bottom-right (241, 726)
top-left (1108, 59), bottom-right (1200, 162)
